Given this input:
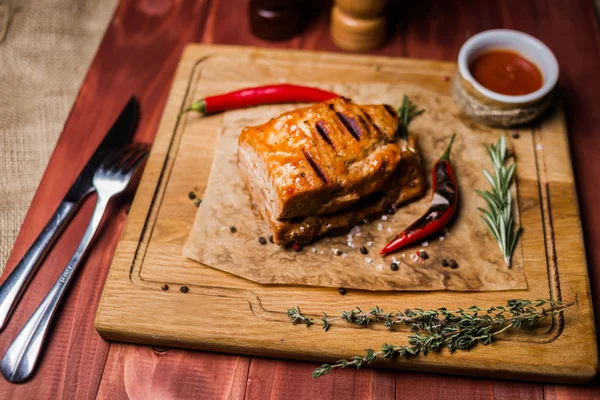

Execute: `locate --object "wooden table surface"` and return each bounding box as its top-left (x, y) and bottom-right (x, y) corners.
top-left (1, 0), bottom-right (599, 398)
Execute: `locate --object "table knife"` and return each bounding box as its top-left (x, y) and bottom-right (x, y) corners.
top-left (0, 97), bottom-right (139, 330)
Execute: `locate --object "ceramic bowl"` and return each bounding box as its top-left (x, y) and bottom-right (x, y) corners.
top-left (452, 29), bottom-right (559, 127)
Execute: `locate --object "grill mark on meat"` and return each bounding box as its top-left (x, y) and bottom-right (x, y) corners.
top-left (357, 115), bottom-right (372, 138)
top-left (315, 121), bottom-right (334, 147)
top-left (302, 148), bottom-right (328, 183)
top-left (362, 111), bottom-right (382, 136)
top-left (335, 112), bottom-right (362, 141)
top-left (384, 104), bottom-right (397, 118)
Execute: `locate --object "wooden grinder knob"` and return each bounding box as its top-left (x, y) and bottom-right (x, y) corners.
top-left (331, 0), bottom-right (388, 52)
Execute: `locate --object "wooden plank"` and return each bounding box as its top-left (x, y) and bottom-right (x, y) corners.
top-left (97, 344), bottom-right (249, 399)
top-left (95, 43), bottom-right (596, 382)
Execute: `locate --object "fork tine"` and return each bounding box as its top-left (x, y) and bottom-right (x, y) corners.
top-left (122, 145), bottom-right (149, 174)
top-left (115, 144), bottom-right (145, 171)
top-left (100, 146), bottom-right (130, 173)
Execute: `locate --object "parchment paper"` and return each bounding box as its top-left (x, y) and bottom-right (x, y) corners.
top-left (183, 84), bottom-right (527, 291)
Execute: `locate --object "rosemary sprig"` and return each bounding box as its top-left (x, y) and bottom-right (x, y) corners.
top-left (287, 299), bottom-right (573, 379)
top-left (397, 95), bottom-right (424, 140)
top-left (476, 135), bottom-right (522, 267)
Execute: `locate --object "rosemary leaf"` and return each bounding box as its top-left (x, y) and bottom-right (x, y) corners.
top-left (477, 135), bottom-right (522, 267)
top-left (396, 95), bottom-right (424, 140)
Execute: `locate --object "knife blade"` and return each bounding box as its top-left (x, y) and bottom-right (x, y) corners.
top-left (0, 97), bottom-right (139, 330)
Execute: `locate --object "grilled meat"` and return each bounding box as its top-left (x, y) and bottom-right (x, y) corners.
top-left (241, 135), bottom-right (425, 244)
top-left (238, 97), bottom-right (426, 245)
top-left (238, 97), bottom-right (403, 220)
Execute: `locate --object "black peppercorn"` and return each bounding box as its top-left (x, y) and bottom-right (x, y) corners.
top-left (180, 285), bottom-right (189, 293)
top-left (338, 287), bottom-right (347, 295)
top-left (390, 262), bottom-right (399, 271)
top-left (258, 236), bottom-right (267, 245)
top-left (359, 246), bottom-right (368, 255)
top-left (449, 260), bottom-right (458, 269)
top-left (334, 249), bottom-right (342, 256)
top-left (269, 235), bottom-right (274, 243)
top-left (188, 191), bottom-right (196, 200)
top-left (229, 226), bottom-right (237, 233)
top-left (161, 284), bottom-right (169, 291)
top-left (511, 131), bottom-right (520, 139)
top-left (419, 250), bottom-right (429, 260)
top-left (441, 259), bottom-right (449, 267)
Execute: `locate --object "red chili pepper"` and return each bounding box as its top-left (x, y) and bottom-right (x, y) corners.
top-left (182, 84), bottom-right (338, 115)
top-left (380, 133), bottom-right (458, 256)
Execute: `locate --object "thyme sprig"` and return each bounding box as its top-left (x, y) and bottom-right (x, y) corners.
top-left (287, 299), bottom-right (573, 379)
top-left (397, 95), bottom-right (424, 140)
top-left (476, 135), bottom-right (522, 267)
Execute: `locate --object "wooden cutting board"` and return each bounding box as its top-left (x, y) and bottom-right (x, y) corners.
top-left (95, 44), bottom-right (597, 383)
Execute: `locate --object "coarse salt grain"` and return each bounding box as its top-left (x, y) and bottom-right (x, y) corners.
top-left (376, 264), bottom-right (384, 271)
top-left (422, 241), bottom-right (429, 247)
top-left (536, 143), bottom-right (543, 150)
top-left (439, 236), bottom-right (445, 241)
top-left (365, 257), bottom-right (372, 263)
top-left (355, 232), bottom-right (361, 237)
top-left (402, 253), bottom-right (406, 258)
top-left (387, 227), bottom-right (392, 232)
top-left (377, 223), bottom-right (383, 231)
top-left (312, 247), bottom-right (317, 253)
top-left (367, 241), bottom-right (373, 247)
top-left (381, 215), bottom-right (388, 221)
top-left (341, 253), bottom-right (348, 258)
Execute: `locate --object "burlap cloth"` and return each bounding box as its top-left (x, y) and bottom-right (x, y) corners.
top-left (0, 0), bottom-right (117, 272)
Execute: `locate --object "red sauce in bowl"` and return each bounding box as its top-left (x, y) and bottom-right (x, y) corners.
top-left (469, 50), bottom-right (543, 96)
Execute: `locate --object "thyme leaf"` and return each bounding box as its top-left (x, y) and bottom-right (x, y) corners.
top-left (288, 299), bottom-right (573, 379)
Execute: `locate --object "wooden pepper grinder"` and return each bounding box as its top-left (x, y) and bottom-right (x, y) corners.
top-left (249, 0), bottom-right (303, 41)
top-left (331, 0), bottom-right (388, 52)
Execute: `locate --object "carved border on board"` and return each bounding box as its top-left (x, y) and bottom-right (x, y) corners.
top-left (125, 52), bottom-right (566, 344)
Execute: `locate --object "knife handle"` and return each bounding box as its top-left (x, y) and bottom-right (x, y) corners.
top-left (0, 201), bottom-right (77, 330)
top-left (1, 194), bottom-right (109, 383)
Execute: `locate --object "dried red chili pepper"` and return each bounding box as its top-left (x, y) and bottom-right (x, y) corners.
top-left (380, 133), bottom-right (458, 256)
top-left (182, 84), bottom-right (338, 115)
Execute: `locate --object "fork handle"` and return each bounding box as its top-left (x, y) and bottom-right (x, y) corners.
top-left (0, 201), bottom-right (78, 331)
top-left (0, 195), bottom-right (110, 383)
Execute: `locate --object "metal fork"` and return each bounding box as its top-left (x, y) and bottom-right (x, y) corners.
top-left (0, 144), bottom-right (149, 383)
